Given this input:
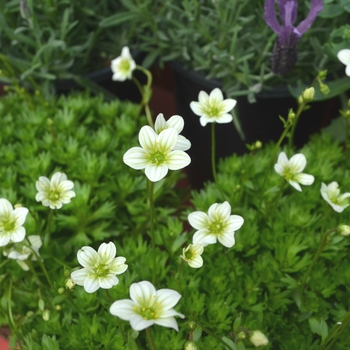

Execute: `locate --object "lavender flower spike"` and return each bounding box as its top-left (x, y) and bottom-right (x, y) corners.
top-left (264, 0), bottom-right (323, 75)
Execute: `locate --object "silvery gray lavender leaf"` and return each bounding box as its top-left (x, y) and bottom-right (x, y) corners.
top-left (264, 0), bottom-right (323, 75)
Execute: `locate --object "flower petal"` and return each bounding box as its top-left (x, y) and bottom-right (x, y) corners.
top-left (296, 0), bottom-right (324, 34)
top-left (98, 242), bottom-right (116, 265)
top-left (84, 275), bottom-right (100, 293)
top-left (99, 275), bottom-right (119, 289)
top-left (221, 99), bottom-right (237, 113)
top-left (190, 101), bottom-right (204, 117)
top-left (158, 128), bottom-right (178, 151)
top-left (295, 173), bottom-right (314, 186)
top-left (289, 153), bottom-right (306, 173)
top-left (167, 115), bottom-right (184, 133)
top-left (77, 246), bottom-right (99, 268)
top-left (0, 198), bottom-right (13, 213)
top-left (192, 230), bottom-right (217, 246)
top-left (289, 180), bottom-right (302, 192)
top-left (123, 147), bottom-right (149, 170)
top-left (225, 215), bottom-right (244, 232)
top-left (145, 164), bottom-right (168, 182)
top-left (154, 317), bottom-right (179, 331)
top-left (214, 113), bottom-right (233, 124)
top-left (156, 289), bottom-right (182, 311)
top-left (188, 256), bottom-right (203, 268)
top-left (209, 88), bottom-right (224, 102)
top-left (110, 299), bottom-right (135, 320)
top-left (264, 0), bottom-right (281, 33)
top-left (218, 232), bottom-right (236, 248)
top-left (130, 315), bottom-right (154, 331)
top-left (71, 268), bottom-right (90, 286)
top-left (139, 126), bottom-right (158, 150)
top-left (154, 113), bottom-right (167, 133)
top-left (130, 281), bottom-right (157, 307)
top-left (188, 211), bottom-right (210, 230)
top-left (10, 227), bottom-right (26, 243)
top-left (208, 202), bottom-right (231, 221)
top-left (166, 151), bottom-right (191, 170)
top-left (174, 135), bottom-right (191, 151)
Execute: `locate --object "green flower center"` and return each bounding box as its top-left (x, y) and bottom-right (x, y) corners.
top-left (184, 248), bottom-right (194, 260)
top-left (149, 150), bottom-right (167, 165)
top-left (120, 59), bottom-right (131, 72)
top-left (92, 263), bottom-right (109, 278)
top-left (209, 221), bottom-right (224, 234)
top-left (0, 214), bottom-right (17, 233)
top-left (283, 165), bottom-right (298, 181)
top-left (48, 190), bottom-right (61, 202)
top-left (134, 304), bottom-right (161, 320)
top-left (203, 100), bottom-right (224, 118)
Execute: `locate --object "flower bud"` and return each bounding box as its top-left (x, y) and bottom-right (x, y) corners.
top-left (237, 331), bottom-right (247, 340)
top-left (184, 341), bottom-right (199, 350)
top-left (188, 321), bottom-right (197, 330)
top-left (14, 203), bottom-right (23, 209)
top-left (302, 87), bottom-right (315, 103)
top-left (250, 330), bottom-right (269, 347)
top-left (318, 70), bottom-right (327, 80)
top-left (65, 278), bottom-right (75, 290)
top-left (58, 287), bottom-right (65, 294)
top-left (319, 83), bottom-right (330, 95)
top-left (42, 309), bottom-right (50, 321)
top-left (338, 224), bottom-right (350, 237)
top-left (55, 305), bottom-right (62, 311)
top-left (287, 109), bottom-right (296, 124)
top-left (26, 311), bottom-right (34, 318)
top-left (255, 140), bottom-right (262, 149)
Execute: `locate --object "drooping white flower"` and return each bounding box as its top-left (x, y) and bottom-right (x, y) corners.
top-left (111, 46), bottom-right (136, 81)
top-left (337, 49), bottom-right (350, 77)
top-left (320, 182), bottom-right (350, 213)
top-left (71, 242), bottom-right (128, 293)
top-left (154, 113), bottom-right (191, 151)
top-left (110, 280), bottom-right (185, 331)
top-left (3, 235), bottom-right (42, 271)
top-left (250, 330), bottom-right (269, 347)
top-left (0, 199), bottom-right (29, 247)
top-left (189, 88), bottom-right (237, 127)
top-left (188, 201), bottom-right (244, 248)
top-left (274, 152), bottom-right (314, 192)
top-left (123, 126), bottom-right (191, 182)
top-left (180, 244), bottom-right (204, 268)
top-left (36, 172), bottom-right (75, 209)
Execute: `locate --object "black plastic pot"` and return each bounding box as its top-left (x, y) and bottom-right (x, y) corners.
top-left (171, 62), bottom-right (340, 189)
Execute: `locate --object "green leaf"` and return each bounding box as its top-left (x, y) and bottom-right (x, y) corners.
top-left (222, 336), bottom-right (237, 350)
top-left (309, 318), bottom-right (329, 342)
top-left (99, 12), bottom-right (138, 28)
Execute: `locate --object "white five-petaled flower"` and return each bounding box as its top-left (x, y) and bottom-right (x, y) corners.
top-left (36, 172), bottom-right (75, 209)
top-left (274, 152), bottom-right (314, 192)
top-left (320, 182), bottom-right (350, 213)
top-left (180, 244), bottom-right (204, 268)
top-left (188, 201), bottom-right (244, 248)
top-left (154, 113), bottom-right (191, 151)
top-left (111, 46), bottom-right (136, 81)
top-left (189, 88), bottom-right (237, 127)
top-left (3, 235), bottom-right (42, 271)
top-left (123, 126), bottom-right (191, 182)
top-left (0, 199), bottom-right (28, 247)
top-left (337, 49), bottom-right (350, 77)
top-left (70, 242), bottom-right (128, 293)
top-left (109, 280), bottom-right (185, 331)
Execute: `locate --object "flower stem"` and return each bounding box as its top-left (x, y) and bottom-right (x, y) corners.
top-left (196, 322), bottom-right (235, 350)
top-left (211, 122), bottom-right (218, 183)
top-left (44, 210), bottom-right (54, 246)
top-left (146, 327), bottom-right (157, 350)
top-left (135, 66), bottom-right (154, 128)
top-left (147, 180), bottom-right (157, 284)
top-left (319, 311), bottom-right (350, 349)
top-left (300, 227), bottom-right (337, 294)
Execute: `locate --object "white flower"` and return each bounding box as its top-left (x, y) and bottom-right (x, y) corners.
top-left (154, 113), bottom-right (191, 151)
top-left (188, 201), bottom-right (244, 248)
top-left (3, 235), bottom-right (42, 271)
top-left (250, 330), bottom-right (269, 347)
top-left (189, 88), bottom-right (237, 127)
top-left (123, 126), bottom-right (191, 182)
top-left (320, 182), bottom-right (350, 213)
top-left (0, 199), bottom-right (29, 247)
top-left (274, 152), bottom-right (315, 192)
top-left (71, 242), bottom-right (128, 293)
top-left (36, 172), bottom-right (75, 209)
top-left (180, 244), bottom-right (204, 268)
top-left (337, 49), bottom-right (350, 77)
top-left (109, 280), bottom-right (185, 331)
top-left (111, 46), bottom-right (136, 81)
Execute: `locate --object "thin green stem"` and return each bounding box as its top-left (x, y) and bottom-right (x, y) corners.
top-left (147, 180), bottom-right (157, 284)
top-left (26, 238), bottom-right (53, 288)
top-left (300, 227), bottom-right (337, 294)
top-left (44, 210), bottom-right (54, 246)
top-left (211, 122), bottom-right (218, 183)
top-left (197, 322), bottom-right (235, 350)
top-left (146, 327), bottom-right (157, 350)
top-left (319, 311), bottom-right (350, 349)
top-left (224, 250), bottom-right (238, 280)
top-left (7, 278), bottom-right (16, 331)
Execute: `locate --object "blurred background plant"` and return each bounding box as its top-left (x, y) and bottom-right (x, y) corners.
top-left (101, 0), bottom-right (350, 102)
top-left (0, 0), bottom-right (138, 98)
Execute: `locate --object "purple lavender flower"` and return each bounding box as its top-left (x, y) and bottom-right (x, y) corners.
top-left (264, 0), bottom-right (323, 75)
